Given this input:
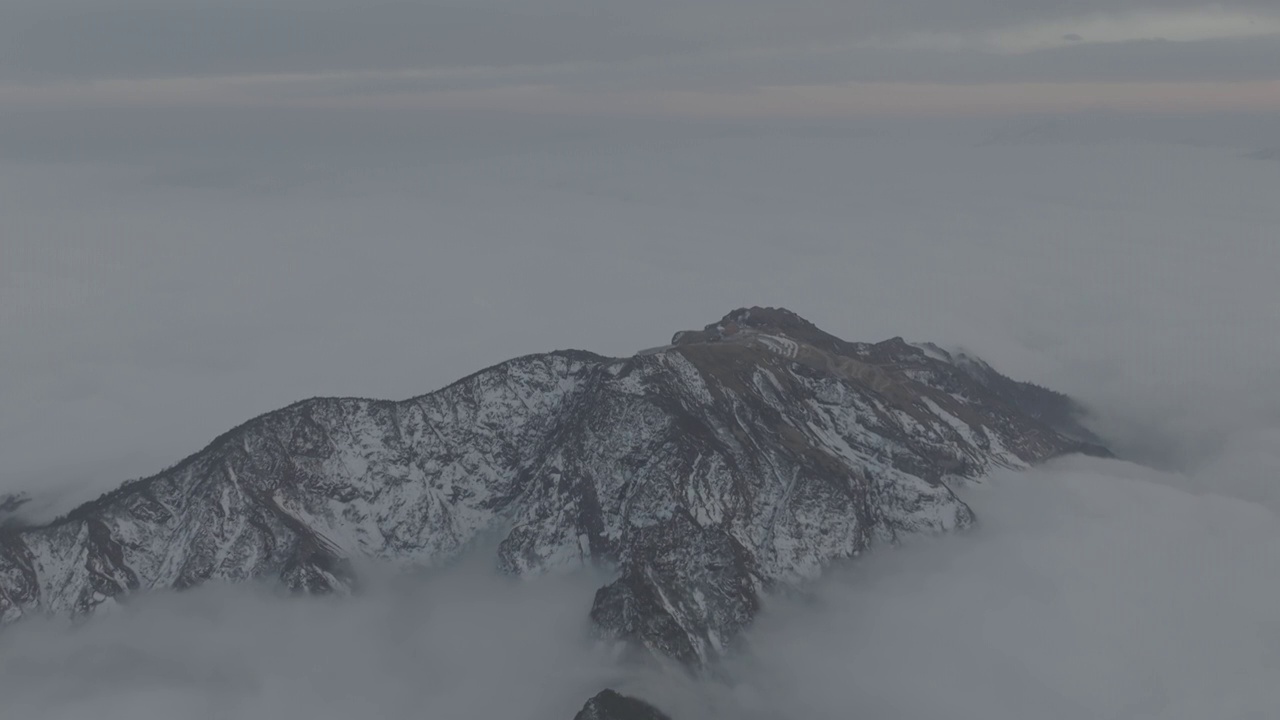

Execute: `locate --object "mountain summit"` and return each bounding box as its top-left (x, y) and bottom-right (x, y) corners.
top-left (0, 307), bottom-right (1103, 668)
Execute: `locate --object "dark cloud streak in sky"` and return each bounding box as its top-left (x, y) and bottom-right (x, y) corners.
top-left (1, 0), bottom-right (1278, 91)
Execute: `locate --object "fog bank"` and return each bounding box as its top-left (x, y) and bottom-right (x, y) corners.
top-left (4, 119), bottom-right (1278, 518)
top-left (1, 454), bottom-right (1276, 719)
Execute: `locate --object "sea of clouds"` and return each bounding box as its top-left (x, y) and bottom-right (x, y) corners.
top-left (0, 455), bottom-right (1275, 720)
top-left (2, 112), bottom-right (1278, 718)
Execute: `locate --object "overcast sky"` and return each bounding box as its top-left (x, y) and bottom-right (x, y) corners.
top-left (2, 0), bottom-right (1280, 113)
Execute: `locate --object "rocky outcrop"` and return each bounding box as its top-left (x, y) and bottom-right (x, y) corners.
top-left (0, 494), bottom-right (30, 528)
top-left (574, 690), bottom-right (672, 720)
top-left (0, 307), bottom-right (1102, 663)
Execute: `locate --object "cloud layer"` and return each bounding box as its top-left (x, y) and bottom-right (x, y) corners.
top-left (0, 557), bottom-right (619, 719)
top-left (731, 459), bottom-right (1280, 720)
top-left (4, 115), bottom-right (1278, 514)
top-left (1, 457), bottom-right (1276, 719)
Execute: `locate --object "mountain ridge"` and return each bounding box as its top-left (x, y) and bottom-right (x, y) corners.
top-left (0, 307), bottom-right (1105, 678)
top-left (47, 348), bottom-right (614, 529)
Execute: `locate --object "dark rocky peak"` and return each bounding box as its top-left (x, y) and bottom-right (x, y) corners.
top-left (573, 690), bottom-right (672, 720)
top-left (671, 306), bottom-right (846, 353)
top-left (0, 493), bottom-right (29, 514)
top-left (719, 306), bottom-right (816, 335)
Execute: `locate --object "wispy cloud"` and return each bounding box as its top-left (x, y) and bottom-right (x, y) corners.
top-left (1, 1), bottom-right (1278, 115)
top-left (894, 7), bottom-right (1280, 53)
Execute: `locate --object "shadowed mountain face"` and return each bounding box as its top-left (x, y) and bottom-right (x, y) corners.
top-left (0, 307), bottom-right (1102, 669)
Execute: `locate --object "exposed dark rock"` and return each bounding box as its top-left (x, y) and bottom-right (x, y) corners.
top-left (574, 689), bottom-right (672, 720)
top-left (0, 493), bottom-right (32, 530)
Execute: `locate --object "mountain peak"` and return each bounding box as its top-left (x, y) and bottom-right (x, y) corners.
top-left (0, 311), bottom-right (1104, 668)
top-left (671, 306), bottom-right (838, 349)
top-left (573, 690), bottom-right (672, 720)
top-left (719, 305), bottom-right (813, 331)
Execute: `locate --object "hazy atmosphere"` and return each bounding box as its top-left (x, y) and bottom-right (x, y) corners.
top-left (1, 0), bottom-right (1278, 717)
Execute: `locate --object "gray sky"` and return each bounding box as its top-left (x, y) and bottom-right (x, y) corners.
top-left (2, 0), bottom-right (1280, 114)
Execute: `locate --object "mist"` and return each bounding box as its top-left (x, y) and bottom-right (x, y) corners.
top-left (0, 556), bottom-right (621, 720)
top-left (4, 114), bottom-right (1278, 516)
top-left (0, 455), bottom-right (1275, 719)
top-left (733, 459), bottom-right (1280, 719)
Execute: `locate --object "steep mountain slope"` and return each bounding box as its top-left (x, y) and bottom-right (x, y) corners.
top-left (0, 307), bottom-right (1102, 666)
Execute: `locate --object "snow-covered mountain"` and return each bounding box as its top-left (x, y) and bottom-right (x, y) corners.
top-left (0, 307), bottom-right (1104, 675)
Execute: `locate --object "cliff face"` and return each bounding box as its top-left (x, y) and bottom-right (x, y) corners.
top-left (0, 307), bottom-right (1101, 666)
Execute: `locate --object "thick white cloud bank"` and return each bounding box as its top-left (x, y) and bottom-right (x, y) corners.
top-left (0, 456), bottom-right (1275, 719)
top-left (0, 559), bottom-right (620, 720)
top-left (3, 115), bottom-right (1278, 515)
top-left (2, 111), bottom-right (1278, 719)
top-left (734, 459), bottom-right (1280, 720)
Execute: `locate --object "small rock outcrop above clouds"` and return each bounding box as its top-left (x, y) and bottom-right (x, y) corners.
top-left (573, 690), bottom-right (673, 720)
top-left (0, 307), bottom-right (1105, 674)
